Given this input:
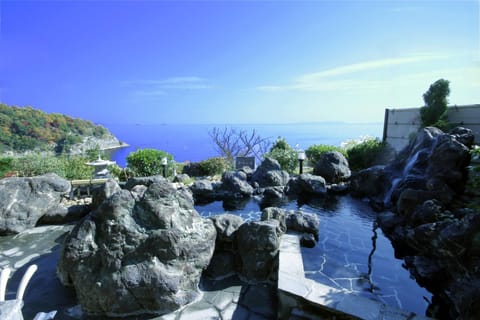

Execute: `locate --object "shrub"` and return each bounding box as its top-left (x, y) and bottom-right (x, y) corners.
top-left (345, 137), bottom-right (391, 171)
top-left (264, 137), bottom-right (297, 173)
top-left (198, 157), bottom-right (231, 176)
top-left (7, 154), bottom-right (94, 179)
top-left (306, 144), bottom-right (346, 166)
top-left (126, 148), bottom-right (173, 177)
top-left (60, 155), bottom-right (94, 180)
top-left (0, 157), bottom-right (14, 178)
top-left (108, 163), bottom-right (133, 182)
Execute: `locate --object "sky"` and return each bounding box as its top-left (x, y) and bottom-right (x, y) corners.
top-left (0, 0), bottom-right (479, 125)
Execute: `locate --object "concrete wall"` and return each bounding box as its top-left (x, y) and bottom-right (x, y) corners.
top-left (383, 104), bottom-right (480, 151)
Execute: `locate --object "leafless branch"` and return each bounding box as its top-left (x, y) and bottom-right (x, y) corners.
top-left (209, 127), bottom-right (272, 162)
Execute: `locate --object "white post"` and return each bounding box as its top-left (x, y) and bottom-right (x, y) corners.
top-left (0, 267), bottom-right (11, 302)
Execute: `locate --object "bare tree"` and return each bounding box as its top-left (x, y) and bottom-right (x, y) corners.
top-left (209, 127), bottom-right (271, 162)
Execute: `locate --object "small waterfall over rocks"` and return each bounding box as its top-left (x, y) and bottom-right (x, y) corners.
top-left (352, 126), bottom-right (479, 319)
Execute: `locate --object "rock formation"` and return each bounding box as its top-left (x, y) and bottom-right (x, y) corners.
top-left (57, 179), bottom-right (216, 317)
top-left (353, 126), bottom-right (478, 319)
top-left (251, 157), bottom-right (290, 187)
top-left (313, 151), bottom-right (351, 183)
top-left (0, 173), bottom-right (71, 235)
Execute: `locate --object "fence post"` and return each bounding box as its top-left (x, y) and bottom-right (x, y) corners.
top-left (382, 108), bottom-right (390, 143)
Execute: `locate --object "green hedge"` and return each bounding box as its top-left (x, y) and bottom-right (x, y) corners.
top-left (305, 144), bottom-right (346, 166)
top-left (346, 138), bottom-right (390, 171)
top-left (198, 157), bottom-right (231, 176)
top-left (126, 148), bottom-right (174, 177)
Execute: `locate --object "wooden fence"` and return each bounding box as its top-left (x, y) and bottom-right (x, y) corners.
top-left (383, 104), bottom-right (480, 151)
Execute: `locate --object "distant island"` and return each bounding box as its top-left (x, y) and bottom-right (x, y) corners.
top-left (0, 103), bottom-right (126, 155)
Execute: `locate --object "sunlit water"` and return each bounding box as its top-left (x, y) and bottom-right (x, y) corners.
top-left (196, 195), bottom-right (432, 316)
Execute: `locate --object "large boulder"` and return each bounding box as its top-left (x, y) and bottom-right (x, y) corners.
top-left (124, 175), bottom-right (167, 190)
top-left (251, 157), bottom-right (290, 187)
top-left (286, 210), bottom-right (320, 240)
top-left (57, 180), bottom-right (216, 317)
top-left (384, 127), bottom-right (472, 206)
top-left (236, 220), bottom-right (282, 283)
top-left (296, 173), bottom-right (327, 195)
top-left (219, 171), bottom-right (254, 198)
top-left (0, 173), bottom-right (71, 235)
top-left (189, 179), bottom-right (219, 202)
top-left (313, 151), bottom-right (351, 183)
top-left (208, 213), bottom-right (244, 249)
top-left (350, 165), bottom-right (387, 198)
top-left (204, 214), bottom-right (244, 279)
top-left (91, 178), bottom-right (122, 211)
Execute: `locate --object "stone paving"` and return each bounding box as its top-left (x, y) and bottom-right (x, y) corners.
top-left (278, 233), bottom-right (432, 320)
top-left (1, 225), bottom-right (434, 320)
top-left (153, 277), bottom-right (277, 320)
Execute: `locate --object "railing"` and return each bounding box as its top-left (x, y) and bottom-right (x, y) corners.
top-left (69, 178), bottom-right (110, 199)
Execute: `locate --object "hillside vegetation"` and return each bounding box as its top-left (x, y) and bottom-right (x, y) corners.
top-left (0, 103), bottom-right (109, 153)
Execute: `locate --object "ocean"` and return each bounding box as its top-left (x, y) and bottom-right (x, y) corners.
top-left (105, 122), bottom-right (384, 167)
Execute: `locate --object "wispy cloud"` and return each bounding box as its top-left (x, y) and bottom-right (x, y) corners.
top-left (124, 76), bottom-right (213, 101)
top-left (257, 54), bottom-right (448, 92)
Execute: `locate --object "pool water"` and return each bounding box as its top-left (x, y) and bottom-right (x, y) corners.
top-left (195, 195), bottom-right (432, 316)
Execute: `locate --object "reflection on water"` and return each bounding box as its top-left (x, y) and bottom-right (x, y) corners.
top-left (195, 195), bottom-right (432, 316)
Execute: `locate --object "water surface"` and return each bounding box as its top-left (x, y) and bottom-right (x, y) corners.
top-left (196, 195), bottom-right (432, 316)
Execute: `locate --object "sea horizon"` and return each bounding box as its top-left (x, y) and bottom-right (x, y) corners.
top-left (105, 122), bottom-right (384, 167)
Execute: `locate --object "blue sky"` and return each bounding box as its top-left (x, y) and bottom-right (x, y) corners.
top-left (0, 0), bottom-right (479, 125)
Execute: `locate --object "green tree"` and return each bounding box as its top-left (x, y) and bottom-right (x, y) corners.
top-left (420, 79), bottom-right (450, 130)
top-left (126, 148), bottom-right (173, 177)
top-left (264, 137), bottom-right (297, 173)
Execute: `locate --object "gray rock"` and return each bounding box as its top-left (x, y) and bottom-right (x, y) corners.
top-left (449, 126), bottom-right (474, 149)
top-left (238, 166), bottom-right (254, 180)
top-left (300, 233), bottom-right (316, 248)
top-left (286, 211), bottom-right (320, 240)
top-left (261, 207), bottom-right (287, 233)
top-left (124, 175), bottom-right (167, 190)
top-left (297, 173), bottom-right (327, 195)
top-left (57, 180), bottom-right (216, 317)
top-left (220, 171), bottom-right (254, 198)
top-left (37, 204), bottom-right (90, 225)
top-left (0, 173), bottom-right (71, 235)
top-left (350, 165), bottom-right (387, 198)
top-left (203, 251), bottom-right (237, 280)
top-left (262, 186), bottom-right (285, 199)
top-left (236, 220), bottom-right (281, 283)
top-left (209, 214), bottom-right (244, 248)
top-left (313, 151), bottom-right (351, 183)
top-left (130, 184), bottom-right (148, 201)
top-left (91, 178), bottom-right (122, 211)
top-left (173, 174), bottom-right (191, 184)
top-left (251, 158), bottom-right (290, 187)
top-left (426, 133), bottom-right (470, 194)
top-left (190, 179), bottom-right (219, 202)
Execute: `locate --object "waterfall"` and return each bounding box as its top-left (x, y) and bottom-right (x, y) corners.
top-left (383, 148), bottom-right (425, 205)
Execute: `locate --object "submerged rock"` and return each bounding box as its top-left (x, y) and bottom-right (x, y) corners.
top-left (57, 180), bottom-right (216, 317)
